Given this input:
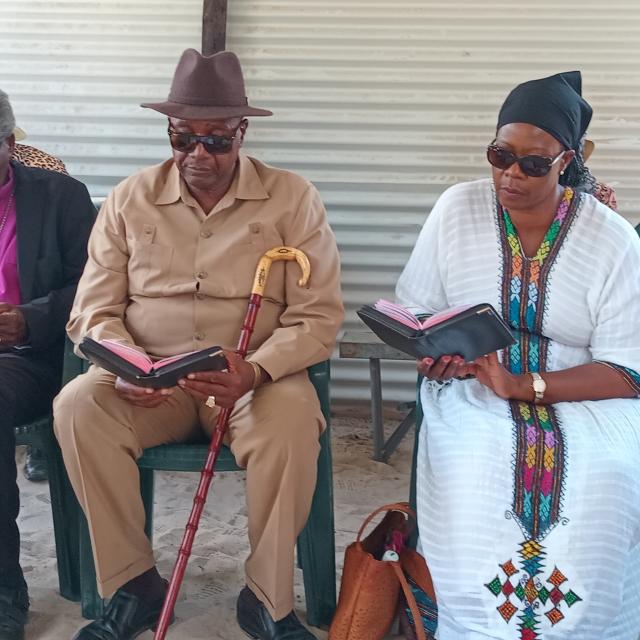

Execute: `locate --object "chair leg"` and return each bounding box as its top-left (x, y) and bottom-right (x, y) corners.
top-left (79, 511), bottom-right (105, 619)
top-left (78, 468), bottom-right (154, 619)
top-left (41, 425), bottom-right (81, 601)
top-left (297, 428), bottom-right (336, 628)
top-left (140, 468), bottom-right (154, 544)
top-left (408, 375), bottom-right (423, 550)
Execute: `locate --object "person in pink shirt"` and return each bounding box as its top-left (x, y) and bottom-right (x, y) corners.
top-left (9, 126), bottom-right (69, 484)
top-left (0, 90), bottom-right (95, 640)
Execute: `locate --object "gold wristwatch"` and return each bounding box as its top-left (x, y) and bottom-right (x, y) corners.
top-left (530, 372), bottom-right (546, 404)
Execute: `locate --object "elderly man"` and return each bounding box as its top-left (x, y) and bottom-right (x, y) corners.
top-left (0, 91), bottom-right (95, 640)
top-left (54, 49), bottom-right (343, 640)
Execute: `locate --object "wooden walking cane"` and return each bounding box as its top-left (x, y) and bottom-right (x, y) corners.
top-left (154, 246), bottom-right (311, 639)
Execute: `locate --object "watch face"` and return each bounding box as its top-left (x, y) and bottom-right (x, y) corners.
top-left (532, 376), bottom-right (547, 400)
top-left (533, 379), bottom-right (546, 393)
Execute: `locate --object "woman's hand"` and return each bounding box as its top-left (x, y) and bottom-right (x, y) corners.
top-left (178, 351), bottom-right (255, 409)
top-left (114, 377), bottom-right (175, 408)
top-left (473, 352), bottom-right (532, 401)
top-left (418, 351), bottom-right (534, 401)
top-left (417, 355), bottom-right (474, 381)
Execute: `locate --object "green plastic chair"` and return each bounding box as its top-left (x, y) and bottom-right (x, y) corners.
top-left (64, 354), bottom-right (337, 628)
top-left (13, 348), bottom-right (82, 603)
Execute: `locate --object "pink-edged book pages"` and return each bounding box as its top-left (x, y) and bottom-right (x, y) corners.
top-left (99, 339), bottom-right (200, 373)
top-left (373, 299), bottom-right (473, 331)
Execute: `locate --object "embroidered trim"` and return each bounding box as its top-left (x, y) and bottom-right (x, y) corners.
top-left (487, 187), bottom-right (582, 637)
top-left (497, 187), bottom-right (579, 539)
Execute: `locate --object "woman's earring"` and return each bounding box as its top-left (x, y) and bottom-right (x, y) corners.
top-left (560, 169), bottom-right (565, 175)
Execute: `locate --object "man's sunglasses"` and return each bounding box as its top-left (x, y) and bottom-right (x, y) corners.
top-left (486, 143), bottom-right (565, 178)
top-left (167, 120), bottom-right (246, 155)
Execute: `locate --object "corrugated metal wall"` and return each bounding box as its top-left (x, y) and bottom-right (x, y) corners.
top-left (3, 0), bottom-right (640, 401)
top-left (1, 1), bottom-right (202, 194)
top-left (227, 0), bottom-right (640, 401)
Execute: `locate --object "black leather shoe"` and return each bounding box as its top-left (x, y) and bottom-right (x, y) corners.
top-left (72, 587), bottom-right (171, 640)
top-left (23, 447), bottom-right (48, 483)
top-left (0, 585), bottom-right (28, 640)
top-left (236, 586), bottom-right (316, 640)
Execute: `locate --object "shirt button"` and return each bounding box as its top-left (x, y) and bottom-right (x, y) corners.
top-left (200, 230), bottom-right (212, 238)
top-left (196, 271), bottom-right (208, 280)
top-left (194, 332), bottom-right (205, 341)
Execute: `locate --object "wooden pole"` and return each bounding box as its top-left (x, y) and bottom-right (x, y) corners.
top-left (202, 0), bottom-right (228, 55)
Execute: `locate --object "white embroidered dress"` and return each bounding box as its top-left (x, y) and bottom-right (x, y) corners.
top-left (396, 178), bottom-right (640, 640)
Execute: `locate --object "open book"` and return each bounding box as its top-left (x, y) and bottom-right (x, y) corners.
top-left (79, 337), bottom-right (228, 388)
top-left (357, 299), bottom-right (515, 361)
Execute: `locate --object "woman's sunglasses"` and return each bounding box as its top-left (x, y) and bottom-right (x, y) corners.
top-left (167, 120), bottom-right (246, 155)
top-left (486, 143), bottom-right (565, 178)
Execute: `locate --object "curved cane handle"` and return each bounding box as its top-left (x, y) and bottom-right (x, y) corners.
top-left (251, 246), bottom-right (311, 296)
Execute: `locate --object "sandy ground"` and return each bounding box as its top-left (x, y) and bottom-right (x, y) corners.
top-left (16, 410), bottom-right (413, 640)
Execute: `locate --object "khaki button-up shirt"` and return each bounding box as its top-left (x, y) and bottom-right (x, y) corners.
top-left (67, 154), bottom-right (344, 381)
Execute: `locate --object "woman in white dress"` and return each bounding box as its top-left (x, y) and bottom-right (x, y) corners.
top-left (396, 71), bottom-right (640, 639)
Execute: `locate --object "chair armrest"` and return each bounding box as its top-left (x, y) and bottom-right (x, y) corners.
top-left (62, 337), bottom-right (88, 385)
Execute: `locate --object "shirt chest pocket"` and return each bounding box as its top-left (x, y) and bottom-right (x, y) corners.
top-left (239, 221), bottom-right (283, 251)
top-left (128, 224), bottom-right (175, 295)
top-left (211, 222), bottom-right (286, 300)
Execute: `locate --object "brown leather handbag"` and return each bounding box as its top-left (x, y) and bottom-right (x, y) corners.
top-left (328, 502), bottom-right (435, 640)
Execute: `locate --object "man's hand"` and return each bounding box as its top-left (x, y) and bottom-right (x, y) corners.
top-left (178, 351), bottom-right (255, 409)
top-left (0, 303), bottom-right (27, 348)
top-left (114, 377), bottom-right (175, 408)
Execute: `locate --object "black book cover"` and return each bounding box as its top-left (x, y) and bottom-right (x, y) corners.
top-left (79, 337), bottom-right (228, 388)
top-left (357, 303), bottom-right (515, 361)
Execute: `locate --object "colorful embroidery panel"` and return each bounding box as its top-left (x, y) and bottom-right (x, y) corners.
top-left (487, 187), bottom-right (582, 638)
top-left (498, 187), bottom-right (576, 539)
top-left (486, 544), bottom-right (582, 639)
top-left (511, 402), bottom-right (565, 540)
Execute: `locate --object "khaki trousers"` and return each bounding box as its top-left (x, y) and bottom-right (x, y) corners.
top-left (53, 366), bottom-right (323, 620)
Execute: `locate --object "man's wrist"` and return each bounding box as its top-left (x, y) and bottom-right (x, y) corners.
top-left (248, 361), bottom-right (265, 389)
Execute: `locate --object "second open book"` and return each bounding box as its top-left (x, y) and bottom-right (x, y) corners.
top-left (357, 299), bottom-right (515, 361)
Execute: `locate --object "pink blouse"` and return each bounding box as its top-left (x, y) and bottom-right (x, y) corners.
top-left (0, 166), bottom-right (21, 304)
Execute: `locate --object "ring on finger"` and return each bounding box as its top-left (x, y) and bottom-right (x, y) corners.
top-left (205, 395), bottom-right (216, 408)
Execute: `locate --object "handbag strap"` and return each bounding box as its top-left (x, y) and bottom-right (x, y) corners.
top-left (356, 502), bottom-right (416, 542)
top-left (391, 562), bottom-right (428, 640)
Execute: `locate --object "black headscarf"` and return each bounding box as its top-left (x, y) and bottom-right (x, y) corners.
top-left (497, 71), bottom-right (593, 154)
top-left (497, 71), bottom-right (596, 191)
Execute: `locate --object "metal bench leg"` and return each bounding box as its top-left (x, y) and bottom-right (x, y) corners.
top-left (369, 358), bottom-right (384, 461)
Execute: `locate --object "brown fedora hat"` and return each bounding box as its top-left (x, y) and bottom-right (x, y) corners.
top-left (141, 49), bottom-right (272, 119)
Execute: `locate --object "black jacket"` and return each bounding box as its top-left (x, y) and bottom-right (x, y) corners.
top-left (10, 161), bottom-right (96, 368)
